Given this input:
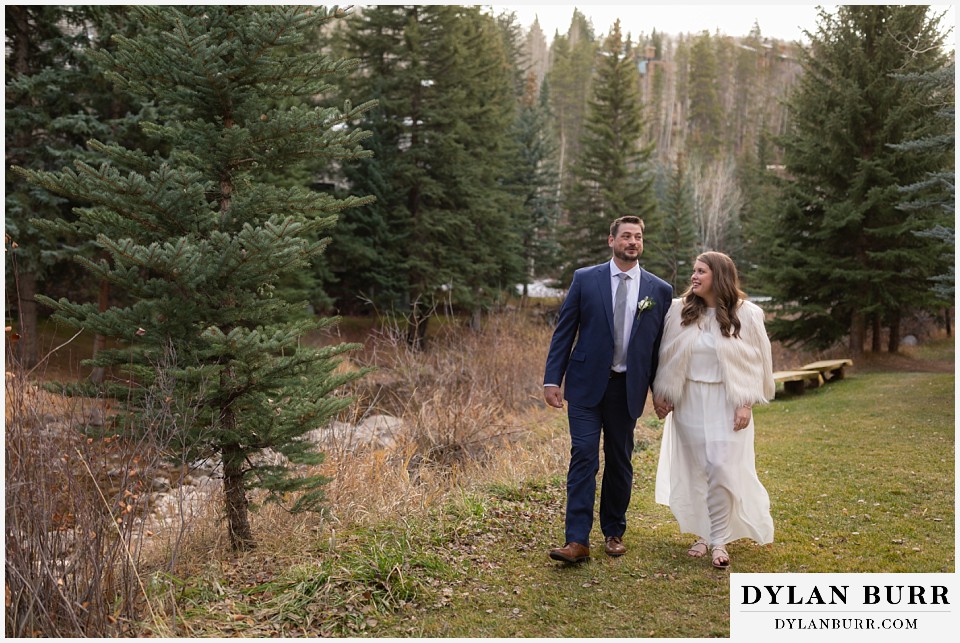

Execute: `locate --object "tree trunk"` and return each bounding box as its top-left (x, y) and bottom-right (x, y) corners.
top-left (9, 9), bottom-right (38, 370)
top-left (216, 110), bottom-right (253, 550)
top-left (887, 309), bottom-right (901, 353)
top-left (945, 308), bottom-right (952, 337)
top-left (406, 301), bottom-right (429, 351)
top-left (849, 309), bottom-right (865, 358)
top-left (871, 314), bottom-right (882, 353)
top-left (221, 431), bottom-right (254, 552)
top-left (89, 278), bottom-right (111, 383)
top-left (469, 307), bottom-right (482, 332)
top-left (16, 271), bottom-right (39, 369)
top-left (220, 400), bottom-right (256, 551)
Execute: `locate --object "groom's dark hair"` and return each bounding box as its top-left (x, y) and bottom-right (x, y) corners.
top-left (610, 215), bottom-right (644, 238)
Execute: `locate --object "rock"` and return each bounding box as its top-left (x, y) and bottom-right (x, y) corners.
top-left (351, 414), bottom-right (403, 449)
top-left (902, 334), bottom-right (919, 347)
top-left (83, 407), bottom-right (105, 427)
top-left (41, 421), bottom-right (72, 437)
top-left (308, 415), bottom-right (403, 450)
top-left (252, 449), bottom-right (288, 467)
top-left (151, 476), bottom-right (171, 491)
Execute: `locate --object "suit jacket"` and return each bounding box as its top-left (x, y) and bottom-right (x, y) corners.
top-left (544, 262), bottom-right (673, 419)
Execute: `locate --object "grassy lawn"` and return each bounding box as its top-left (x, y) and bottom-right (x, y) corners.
top-left (163, 356), bottom-right (954, 638)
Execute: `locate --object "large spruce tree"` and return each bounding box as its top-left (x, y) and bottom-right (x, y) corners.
top-left (330, 5), bottom-right (522, 347)
top-left (648, 152), bottom-right (697, 292)
top-left (686, 31), bottom-right (724, 162)
top-left (14, 6), bottom-right (375, 550)
top-left (5, 6), bottom-right (150, 368)
top-left (6, 6), bottom-right (78, 368)
top-left (495, 12), bottom-right (562, 295)
top-left (561, 20), bottom-right (656, 278)
top-left (512, 73), bottom-right (562, 292)
top-left (892, 61), bottom-right (955, 304)
top-left (765, 5), bottom-right (951, 354)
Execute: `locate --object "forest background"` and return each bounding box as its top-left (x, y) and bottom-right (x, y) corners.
top-left (3, 4), bottom-right (954, 638)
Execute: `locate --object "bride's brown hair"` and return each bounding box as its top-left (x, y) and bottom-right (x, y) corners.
top-left (679, 251), bottom-right (747, 338)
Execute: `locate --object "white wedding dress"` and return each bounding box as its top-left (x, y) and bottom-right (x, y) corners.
top-left (655, 309), bottom-right (774, 546)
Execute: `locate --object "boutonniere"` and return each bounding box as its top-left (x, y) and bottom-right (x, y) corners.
top-left (636, 296), bottom-right (655, 319)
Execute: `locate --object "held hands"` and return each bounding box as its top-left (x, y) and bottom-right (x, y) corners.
top-left (653, 396), bottom-right (673, 419)
top-left (544, 385), bottom-right (564, 409)
top-left (734, 405), bottom-right (752, 431)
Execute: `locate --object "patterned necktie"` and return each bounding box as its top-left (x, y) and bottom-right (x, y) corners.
top-left (613, 273), bottom-right (630, 366)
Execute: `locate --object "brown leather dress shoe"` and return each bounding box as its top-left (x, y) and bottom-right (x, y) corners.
top-left (548, 542), bottom-right (590, 563)
top-left (604, 536), bottom-right (626, 557)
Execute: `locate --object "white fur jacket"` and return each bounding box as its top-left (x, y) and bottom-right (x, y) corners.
top-left (652, 298), bottom-right (775, 407)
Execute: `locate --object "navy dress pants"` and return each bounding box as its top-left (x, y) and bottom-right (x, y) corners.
top-left (564, 375), bottom-right (637, 546)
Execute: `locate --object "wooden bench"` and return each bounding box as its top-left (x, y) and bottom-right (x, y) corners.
top-left (773, 370), bottom-right (824, 396)
top-left (799, 359), bottom-right (853, 382)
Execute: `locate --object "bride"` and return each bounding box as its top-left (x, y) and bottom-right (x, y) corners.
top-left (652, 251), bottom-right (775, 569)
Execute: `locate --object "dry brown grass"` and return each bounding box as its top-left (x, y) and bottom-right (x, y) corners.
top-left (227, 309), bottom-right (567, 548)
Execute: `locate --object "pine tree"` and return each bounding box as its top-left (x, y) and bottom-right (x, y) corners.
top-left (14, 6), bottom-right (376, 550)
top-left (546, 11), bottom-right (597, 200)
top-left (649, 152), bottom-right (697, 292)
top-left (891, 61), bottom-right (955, 303)
top-left (765, 5), bottom-right (950, 354)
top-left (322, 6), bottom-right (412, 316)
top-left (74, 8), bottom-right (166, 383)
top-left (6, 6), bottom-right (76, 368)
top-left (730, 24), bottom-right (768, 160)
top-left (513, 71), bottom-right (562, 293)
top-left (561, 20), bottom-right (656, 278)
top-left (493, 9), bottom-right (530, 101)
top-left (5, 6), bottom-right (147, 368)
top-left (736, 130), bottom-right (787, 291)
top-left (687, 31), bottom-right (724, 162)
top-left (492, 10), bottom-right (561, 296)
top-left (330, 5), bottom-right (522, 346)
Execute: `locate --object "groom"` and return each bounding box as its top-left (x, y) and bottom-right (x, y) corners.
top-left (543, 216), bottom-right (672, 562)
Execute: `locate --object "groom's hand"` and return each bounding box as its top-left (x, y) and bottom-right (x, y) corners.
top-left (544, 385), bottom-right (564, 409)
top-left (653, 396), bottom-right (673, 419)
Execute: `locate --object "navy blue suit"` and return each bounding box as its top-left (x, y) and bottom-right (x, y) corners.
top-left (544, 262), bottom-right (672, 546)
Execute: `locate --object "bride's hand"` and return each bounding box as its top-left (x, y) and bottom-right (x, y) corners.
top-left (654, 396), bottom-right (673, 419)
top-left (733, 405), bottom-right (752, 431)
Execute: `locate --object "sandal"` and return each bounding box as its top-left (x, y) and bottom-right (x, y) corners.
top-left (712, 545), bottom-right (730, 569)
top-left (687, 538), bottom-right (708, 558)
